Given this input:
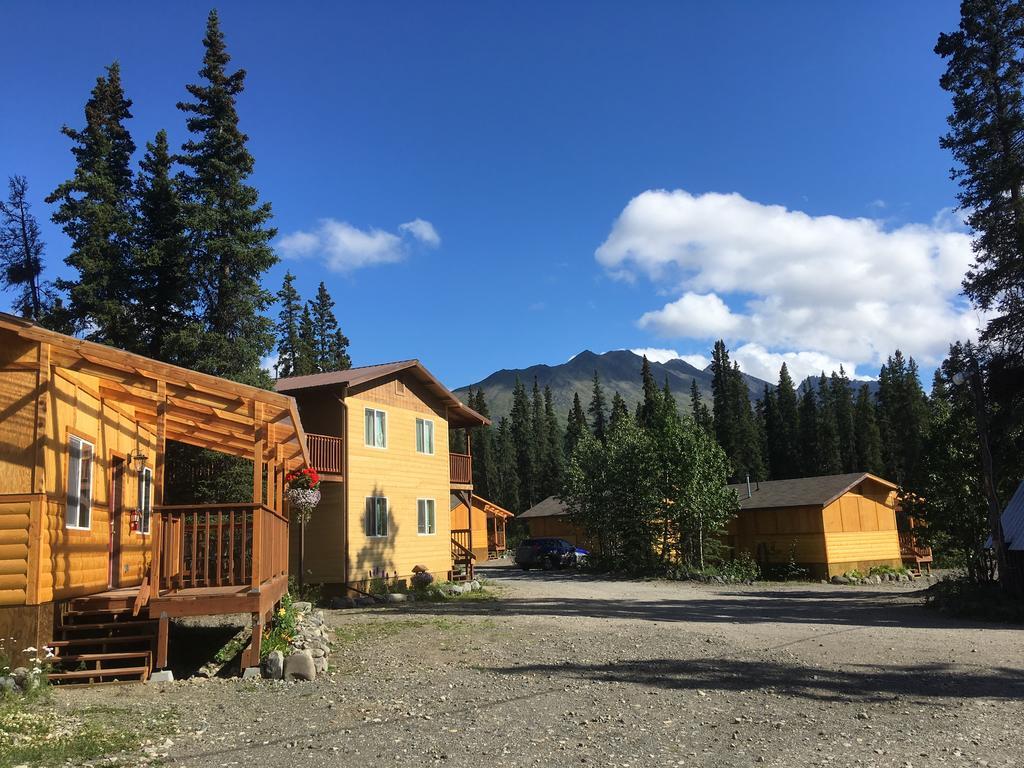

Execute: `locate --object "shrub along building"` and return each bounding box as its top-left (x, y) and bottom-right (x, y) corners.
top-left (727, 472), bottom-right (904, 578)
top-left (275, 361), bottom-right (489, 591)
top-left (0, 313), bottom-right (310, 683)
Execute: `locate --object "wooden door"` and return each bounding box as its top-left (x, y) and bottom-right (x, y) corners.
top-left (109, 456), bottom-right (125, 588)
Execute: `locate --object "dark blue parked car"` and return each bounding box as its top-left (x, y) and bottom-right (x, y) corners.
top-left (515, 538), bottom-right (588, 570)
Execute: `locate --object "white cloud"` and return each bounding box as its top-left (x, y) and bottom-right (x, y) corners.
top-left (399, 218), bottom-right (441, 247)
top-left (630, 347), bottom-right (682, 364)
top-left (597, 189), bottom-right (979, 378)
top-left (679, 354), bottom-right (711, 370)
top-left (731, 343), bottom-right (868, 385)
top-left (277, 217), bottom-right (440, 272)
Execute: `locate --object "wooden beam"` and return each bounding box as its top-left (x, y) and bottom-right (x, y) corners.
top-left (154, 382), bottom-right (167, 507)
top-left (33, 342), bottom-right (49, 494)
top-left (252, 402), bottom-right (264, 505)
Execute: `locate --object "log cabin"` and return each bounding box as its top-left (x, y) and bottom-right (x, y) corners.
top-left (450, 494), bottom-right (514, 561)
top-left (275, 361), bottom-right (489, 591)
top-left (0, 313), bottom-right (309, 682)
top-left (728, 472), bottom-right (903, 578)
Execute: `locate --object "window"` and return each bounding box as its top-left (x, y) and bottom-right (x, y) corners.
top-left (65, 435), bottom-right (93, 529)
top-left (415, 418), bottom-right (434, 455)
top-left (364, 408), bottom-right (387, 448)
top-left (138, 467), bottom-right (153, 534)
top-left (417, 499), bottom-right (436, 535)
top-left (366, 496), bottom-right (388, 537)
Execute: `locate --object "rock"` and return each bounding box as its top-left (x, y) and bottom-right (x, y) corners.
top-left (0, 676), bottom-right (15, 693)
top-left (387, 593), bottom-right (408, 603)
top-left (284, 650), bottom-right (316, 682)
top-left (313, 657), bottom-right (328, 675)
top-left (11, 667), bottom-right (32, 690)
top-left (241, 666), bottom-right (262, 680)
top-left (899, 574), bottom-right (910, 582)
top-left (831, 575), bottom-right (850, 585)
top-left (355, 596), bottom-right (375, 607)
top-left (292, 601), bottom-right (312, 613)
top-left (148, 669), bottom-right (175, 683)
top-left (264, 650), bottom-right (284, 680)
top-left (310, 647), bottom-right (326, 658)
top-left (469, 580), bottom-right (482, 591)
top-left (330, 596), bottom-right (356, 609)
top-left (869, 575), bottom-right (882, 584)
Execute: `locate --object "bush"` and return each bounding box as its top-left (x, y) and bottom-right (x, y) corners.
top-left (868, 564), bottom-right (909, 577)
top-left (411, 571), bottom-right (435, 592)
top-left (261, 593), bottom-right (300, 661)
top-left (719, 551), bottom-right (760, 582)
top-left (924, 575), bottom-right (1024, 623)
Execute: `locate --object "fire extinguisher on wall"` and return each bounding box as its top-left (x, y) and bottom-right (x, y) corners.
top-left (129, 509), bottom-right (141, 533)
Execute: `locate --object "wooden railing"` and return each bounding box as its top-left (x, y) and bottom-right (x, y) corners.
top-left (899, 531), bottom-right (933, 559)
top-left (450, 452), bottom-right (473, 485)
top-left (151, 503), bottom-right (289, 592)
top-left (451, 527), bottom-right (475, 580)
top-left (307, 433), bottom-right (343, 474)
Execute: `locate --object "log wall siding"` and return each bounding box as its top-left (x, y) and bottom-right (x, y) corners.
top-left (344, 387), bottom-right (452, 583)
top-left (0, 499), bottom-right (32, 605)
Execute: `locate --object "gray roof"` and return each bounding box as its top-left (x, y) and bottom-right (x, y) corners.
top-left (1000, 480), bottom-right (1024, 551)
top-left (728, 472), bottom-right (897, 511)
top-left (518, 496), bottom-right (568, 519)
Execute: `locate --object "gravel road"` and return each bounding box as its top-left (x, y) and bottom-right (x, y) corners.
top-left (58, 563), bottom-right (1024, 767)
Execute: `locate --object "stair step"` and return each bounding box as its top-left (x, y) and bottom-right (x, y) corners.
top-left (48, 666), bottom-right (149, 682)
top-left (53, 651), bottom-right (152, 664)
top-left (51, 635), bottom-right (155, 649)
top-left (60, 620), bottom-right (157, 633)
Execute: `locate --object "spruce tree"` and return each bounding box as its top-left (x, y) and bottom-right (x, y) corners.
top-left (176, 10), bottom-right (277, 384)
top-left (689, 379), bottom-right (713, 434)
top-left (816, 373), bottom-right (843, 475)
top-left (609, 391), bottom-right (630, 431)
top-left (530, 379), bottom-right (547, 499)
top-left (541, 386), bottom-right (564, 498)
top-left (470, 389), bottom-right (499, 501)
top-left (710, 340), bottom-right (735, 455)
top-left (47, 62), bottom-right (137, 347)
top-left (588, 370), bottom-right (609, 443)
top-left (877, 351), bottom-right (930, 489)
top-left (494, 417), bottom-right (520, 513)
top-left (565, 392), bottom-right (589, 455)
top-left (729, 361), bottom-right (765, 481)
top-left (295, 305), bottom-right (317, 376)
top-left (133, 130), bottom-right (194, 361)
top-left (637, 355), bottom-right (660, 429)
top-left (0, 176), bottom-right (51, 322)
top-left (763, 385), bottom-right (781, 479)
top-left (937, 2), bottom-right (1024, 355)
top-left (773, 363), bottom-right (802, 479)
top-left (854, 383), bottom-right (884, 475)
top-left (830, 367), bottom-right (857, 472)
top-left (309, 282), bottom-right (351, 372)
top-left (274, 272), bottom-right (303, 378)
top-left (509, 378), bottom-right (535, 507)
top-left (798, 383), bottom-right (820, 476)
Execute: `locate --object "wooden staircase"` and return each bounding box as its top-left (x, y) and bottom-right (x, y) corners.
top-left (49, 598), bottom-right (157, 685)
top-left (451, 529), bottom-right (476, 583)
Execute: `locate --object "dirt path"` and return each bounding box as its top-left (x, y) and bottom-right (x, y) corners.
top-left (50, 566), bottom-right (1024, 768)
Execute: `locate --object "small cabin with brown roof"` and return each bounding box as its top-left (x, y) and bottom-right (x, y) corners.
top-left (275, 361), bottom-right (489, 590)
top-left (727, 472), bottom-right (903, 578)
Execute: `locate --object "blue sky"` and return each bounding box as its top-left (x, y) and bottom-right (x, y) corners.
top-left (0, 2), bottom-right (970, 387)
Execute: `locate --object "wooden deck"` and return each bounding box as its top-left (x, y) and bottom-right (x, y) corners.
top-left (75, 575), bottom-right (288, 619)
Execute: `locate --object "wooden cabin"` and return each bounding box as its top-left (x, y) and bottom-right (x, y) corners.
top-left (275, 361), bottom-right (489, 591)
top-left (519, 496), bottom-right (596, 550)
top-left (450, 494), bottom-right (514, 561)
top-left (727, 472), bottom-right (903, 578)
top-left (0, 313), bottom-right (308, 682)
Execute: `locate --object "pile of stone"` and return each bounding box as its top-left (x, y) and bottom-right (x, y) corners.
top-left (0, 665), bottom-right (41, 694)
top-left (830, 570), bottom-right (928, 585)
top-left (258, 601), bottom-right (331, 682)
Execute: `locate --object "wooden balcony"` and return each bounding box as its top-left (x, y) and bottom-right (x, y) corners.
top-left (450, 452), bottom-right (473, 486)
top-left (307, 433), bottom-right (343, 475)
top-left (148, 503), bottom-right (289, 616)
top-left (899, 530), bottom-right (933, 575)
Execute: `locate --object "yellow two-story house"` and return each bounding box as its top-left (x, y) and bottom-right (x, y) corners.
top-left (275, 361), bottom-right (488, 591)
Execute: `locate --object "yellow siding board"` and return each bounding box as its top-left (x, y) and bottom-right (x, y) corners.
top-left (0, 500), bottom-right (30, 605)
top-left (0, 369), bottom-right (36, 494)
top-left (822, 531), bottom-right (901, 562)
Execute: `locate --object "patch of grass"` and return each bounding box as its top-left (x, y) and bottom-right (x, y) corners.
top-left (333, 617), bottom-right (462, 650)
top-left (0, 701), bottom-right (174, 768)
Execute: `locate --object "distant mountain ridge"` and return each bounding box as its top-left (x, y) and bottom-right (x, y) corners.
top-left (455, 349), bottom-right (881, 424)
top-left (454, 349), bottom-right (767, 424)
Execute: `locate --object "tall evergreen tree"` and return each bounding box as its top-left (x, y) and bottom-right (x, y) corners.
top-left (530, 379), bottom-right (547, 499)
top-left (494, 417), bottom-right (520, 513)
top-left (47, 62), bottom-right (137, 348)
top-left (541, 386), bottom-right (564, 498)
top-left (689, 379), bottom-right (713, 434)
top-left (274, 272), bottom-right (303, 378)
top-left (176, 10), bottom-right (277, 384)
top-left (853, 384), bottom-right (884, 475)
top-left (876, 351), bottom-right (930, 489)
top-left (637, 355), bottom-right (660, 429)
top-left (830, 367), bottom-right (857, 472)
top-left (588, 370), bottom-right (608, 443)
top-left (133, 130), bottom-right (194, 361)
top-left (710, 340), bottom-right (735, 454)
top-left (609, 391), bottom-right (630, 431)
top-left (710, 342), bottom-right (764, 480)
top-left (762, 385), bottom-right (781, 479)
top-left (816, 373), bottom-right (843, 475)
top-left (773, 364), bottom-right (802, 479)
top-left (309, 281), bottom-right (351, 372)
top-left (295, 304), bottom-right (317, 376)
top-left (509, 378), bottom-right (535, 509)
top-left (470, 389), bottom-right (499, 501)
top-left (565, 392), bottom-right (589, 455)
top-left (0, 176), bottom-right (51, 322)
top-left (798, 383), bottom-right (820, 476)
top-left (937, 2), bottom-right (1024, 356)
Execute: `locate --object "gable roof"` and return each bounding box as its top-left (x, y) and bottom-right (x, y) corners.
top-left (1000, 480), bottom-right (1024, 552)
top-left (728, 472), bottom-right (897, 510)
top-left (519, 496), bottom-right (568, 519)
top-left (449, 494), bottom-right (515, 518)
top-left (274, 360), bottom-right (489, 428)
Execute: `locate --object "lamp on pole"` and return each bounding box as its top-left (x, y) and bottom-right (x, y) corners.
top-left (951, 359), bottom-right (1007, 586)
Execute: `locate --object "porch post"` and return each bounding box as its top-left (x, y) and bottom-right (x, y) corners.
top-left (151, 383), bottom-right (167, 585)
top-left (251, 402), bottom-right (265, 592)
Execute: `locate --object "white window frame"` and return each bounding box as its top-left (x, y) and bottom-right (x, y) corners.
top-left (415, 418), bottom-right (435, 455)
top-left (364, 408), bottom-right (388, 449)
top-left (138, 466), bottom-right (153, 535)
top-left (417, 498), bottom-right (436, 535)
top-left (366, 496), bottom-right (389, 537)
top-left (65, 434), bottom-right (94, 530)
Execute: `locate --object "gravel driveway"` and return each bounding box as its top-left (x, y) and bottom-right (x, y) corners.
top-left (56, 563), bottom-right (1024, 767)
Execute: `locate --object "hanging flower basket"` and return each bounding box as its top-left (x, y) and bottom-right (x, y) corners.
top-left (285, 467), bottom-right (322, 524)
